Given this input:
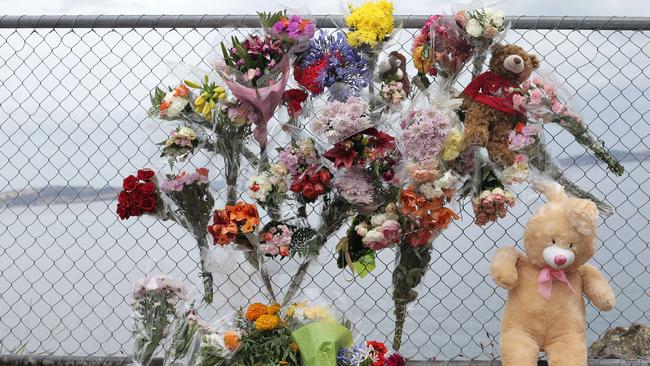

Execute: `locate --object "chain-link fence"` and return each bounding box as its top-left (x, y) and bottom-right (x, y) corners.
top-left (0, 15), bottom-right (648, 361)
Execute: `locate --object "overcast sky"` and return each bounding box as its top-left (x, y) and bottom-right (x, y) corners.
top-left (2, 0), bottom-right (649, 16)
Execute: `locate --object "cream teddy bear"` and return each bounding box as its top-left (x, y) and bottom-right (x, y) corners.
top-left (490, 180), bottom-right (615, 365)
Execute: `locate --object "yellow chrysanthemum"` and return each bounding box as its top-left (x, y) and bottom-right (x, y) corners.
top-left (266, 303), bottom-right (281, 315)
top-left (245, 303), bottom-right (268, 322)
top-left (413, 46), bottom-right (433, 74)
top-left (441, 130), bottom-right (467, 161)
top-left (255, 314), bottom-right (281, 331)
top-left (303, 305), bottom-right (333, 321)
top-left (345, 0), bottom-right (394, 48)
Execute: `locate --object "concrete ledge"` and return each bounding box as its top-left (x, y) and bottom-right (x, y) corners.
top-left (1, 355), bottom-right (648, 366)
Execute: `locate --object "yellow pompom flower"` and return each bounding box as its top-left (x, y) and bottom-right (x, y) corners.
top-left (346, 0), bottom-right (394, 48)
top-left (245, 303), bottom-right (268, 322)
top-left (255, 314), bottom-right (281, 331)
top-left (266, 303), bottom-right (281, 315)
top-left (412, 46), bottom-right (433, 75)
top-left (441, 130), bottom-right (467, 161)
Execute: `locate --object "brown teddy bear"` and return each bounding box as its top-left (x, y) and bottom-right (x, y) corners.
top-left (461, 44), bottom-right (540, 167)
top-left (490, 180), bottom-right (615, 366)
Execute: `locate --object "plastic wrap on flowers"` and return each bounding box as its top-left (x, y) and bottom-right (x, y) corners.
top-left (294, 30), bottom-right (371, 102)
top-left (217, 35), bottom-right (290, 146)
top-left (259, 9), bottom-right (316, 55)
top-left (513, 72), bottom-right (624, 176)
top-left (452, 2), bottom-right (509, 77)
top-left (376, 51), bottom-right (411, 112)
top-left (190, 313), bottom-right (242, 366)
top-left (286, 300), bottom-right (354, 366)
top-left (131, 274), bottom-right (187, 366)
top-left (148, 83), bottom-right (193, 121)
top-left (411, 14), bottom-right (474, 89)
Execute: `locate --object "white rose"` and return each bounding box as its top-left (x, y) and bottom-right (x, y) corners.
top-left (465, 18), bottom-right (483, 38)
top-left (355, 224), bottom-right (368, 237)
top-left (269, 163), bottom-right (288, 178)
top-left (370, 214), bottom-right (387, 227)
top-left (492, 11), bottom-right (505, 28)
top-left (163, 92), bottom-right (189, 118)
top-left (361, 230), bottom-right (385, 246)
top-left (176, 126), bottom-right (196, 140)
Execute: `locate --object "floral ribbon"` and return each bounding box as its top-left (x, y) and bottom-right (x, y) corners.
top-left (538, 267), bottom-right (577, 300)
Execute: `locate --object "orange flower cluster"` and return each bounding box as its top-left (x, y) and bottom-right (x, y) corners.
top-left (223, 330), bottom-right (241, 351)
top-left (400, 188), bottom-right (460, 247)
top-left (208, 202), bottom-right (259, 246)
top-left (244, 302), bottom-right (283, 331)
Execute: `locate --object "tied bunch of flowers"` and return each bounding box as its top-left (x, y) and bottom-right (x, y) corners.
top-left (184, 77), bottom-right (228, 121)
top-left (401, 107), bottom-right (451, 162)
top-left (325, 128), bottom-right (395, 170)
top-left (381, 81), bottom-right (407, 107)
top-left (220, 35), bottom-right (285, 88)
top-left (208, 202), bottom-right (260, 246)
top-left (472, 187), bottom-right (515, 226)
top-left (260, 223), bottom-right (294, 257)
top-left (278, 138), bottom-right (319, 176)
top-left (247, 163), bottom-right (289, 208)
top-left (501, 154), bottom-right (530, 185)
top-left (345, 0), bottom-right (394, 49)
top-left (310, 97), bottom-right (373, 144)
top-left (354, 203), bottom-right (401, 251)
top-left (149, 84), bottom-right (191, 119)
top-left (270, 14), bottom-right (316, 45)
top-left (290, 167), bottom-right (333, 203)
top-left (117, 169), bottom-right (158, 220)
top-left (454, 8), bottom-right (506, 39)
top-left (195, 327), bottom-right (241, 366)
top-left (512, 76), bottom-right (624, 176)
top-left (295, 31), bottom-right (370, 101)
top-left (411, 15), bottom-right (473, 79)
top-left (283, 89), bottom-right (309, 118)
top-left (400, 183), bottom-right (460, 247)
top-left (160, 168), bottom-right (209, 193)
top-left (508, 121), bottom-right (541, 151)
top-left (337, 340), bottom-right (404, 366)
top-left (160, 126), bottom-right (199, 163)
top-left (131, 275), bottom-right (186, 366)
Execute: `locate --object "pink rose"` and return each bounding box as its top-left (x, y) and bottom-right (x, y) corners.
top-left (533, 77), bottom-right (544, 86)
top-left (521, 80), bottom-right (531, 91)
top-left (381, 220), bottom-right (402, 243)
top-left (481, 197), bottom-right (493, 208)
top-left (543, 83), bottom-right (556, 97)
top-left (512, 94), bottom-right (526, 112)
top-left (551, 100), bottom-right (565, 114)
top-left (530, 89), bottom-right (543, 105)
top-left (493, 194), bottom-right (505, 204)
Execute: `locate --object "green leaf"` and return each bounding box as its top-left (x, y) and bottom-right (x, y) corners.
top-left (352, 252), bottom-right (376, 278)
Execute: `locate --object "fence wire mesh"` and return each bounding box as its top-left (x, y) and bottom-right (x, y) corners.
top-left (0, 15), bottom-right (648, 361)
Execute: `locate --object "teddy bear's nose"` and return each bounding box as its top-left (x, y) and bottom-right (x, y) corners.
top-left (554, 255), bottom-right (567, 266)
top-left (513, 57), bottom-right (522, 65)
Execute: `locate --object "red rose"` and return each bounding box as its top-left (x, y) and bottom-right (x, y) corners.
top-left (313, 182), bottom-right (325, 196)
top-left (130, 207), bottom-right (143, 217)
top-left (140, 196), bottom-right (156, 212)
top-left (138, 181), bottom-right (156, 195)
top-left (290, 175), bottom-right (307, 193)
top-left (294, 61), bottom-right (326, 94)
top-left (283, 89), bottom-right (309, 118)
top-left (116, 205), bottom-right (130, 220)
top-left (117, 191), bottom-right (129, 204)
top-left (318, 168), bottom-right (332, 185)
top-left (122, 175), bottom-right (138, 192)
top-left (302, 182), bottom-right (316, 200)
top-left (137, 169), bottom-right (155, 181)
top-left (308, 173), bottom-right (320, 184)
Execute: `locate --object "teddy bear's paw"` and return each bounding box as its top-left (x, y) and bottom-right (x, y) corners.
top-left (595, 295), bottom-right (616, 311)
top-left (491, 268), bottom-right (518, 289)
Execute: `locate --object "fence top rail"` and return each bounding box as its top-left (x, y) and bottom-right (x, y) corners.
top-left (0, 15), bottom-right (648, 30)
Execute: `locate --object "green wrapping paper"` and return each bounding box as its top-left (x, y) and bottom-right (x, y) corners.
top-left (291, 321), bottom-right (353, 366)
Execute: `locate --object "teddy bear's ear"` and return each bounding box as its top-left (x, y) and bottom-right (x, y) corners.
top-left (565, 198), bottom-right (598, 236)
top-left (529, 54), bottom-right (541, 70)
top-left (491, 43), bottom-right (503, 53)
top-left (532, 179), bottom-right (568, 202)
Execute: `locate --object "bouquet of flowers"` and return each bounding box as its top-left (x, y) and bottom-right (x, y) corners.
top-left (149, 84), bottom-right (192, 119)
top-left (159, 126), bottom-right (200, 166)
top-left (195, 327), bottom-right (241, 366)
top-left (295, 31), bottom-right (370, 101)
top-left (183, 77), bottom-right (228, 121)
top-left (116, 169), bottom-right (160, 220)
top-left (512, 76), bottom-right (624, 175)
top-left (337, 340), bottom-right (405, 366)
top-left (247, 163), bottom-right (289, 211)
top-left (260, 11), bottom-right (316, 51)
top-left (164, 306), bottom-right (204, 366)
top-left (218, 34), bottom-right (290, 146)
top-left (454, 7), bottom-right (507, 77)
top-left (345, 0), bottom-right (395, 50)
top-left (207, 202), bottom-right (259, 246)
top-left (411, 15), bottom-right (473, 86)
top-left (131, 275), bottom-right (186, 366)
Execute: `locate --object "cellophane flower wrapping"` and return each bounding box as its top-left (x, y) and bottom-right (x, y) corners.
top-left (259, 10), bottom-right (317, 54)
top-left (131, 274), bottom-right (186, 366)
top-left (513, 74), bottom-right (624, 176)
top-left (287, 301), bottom-right (354, 366)
top-left (148, 84), bottom-right (192, 120)
top-left (192, 314), bottom-right (242, 366)
top-left (163, 306), bottom-right (206, 366)
top-left (295, 31), bottom-right (371, 102)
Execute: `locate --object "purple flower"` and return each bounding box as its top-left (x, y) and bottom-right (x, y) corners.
top-left (401, 108), bottom-right (451, 161)
top-left (336, 168), bottom-right (375, 206)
